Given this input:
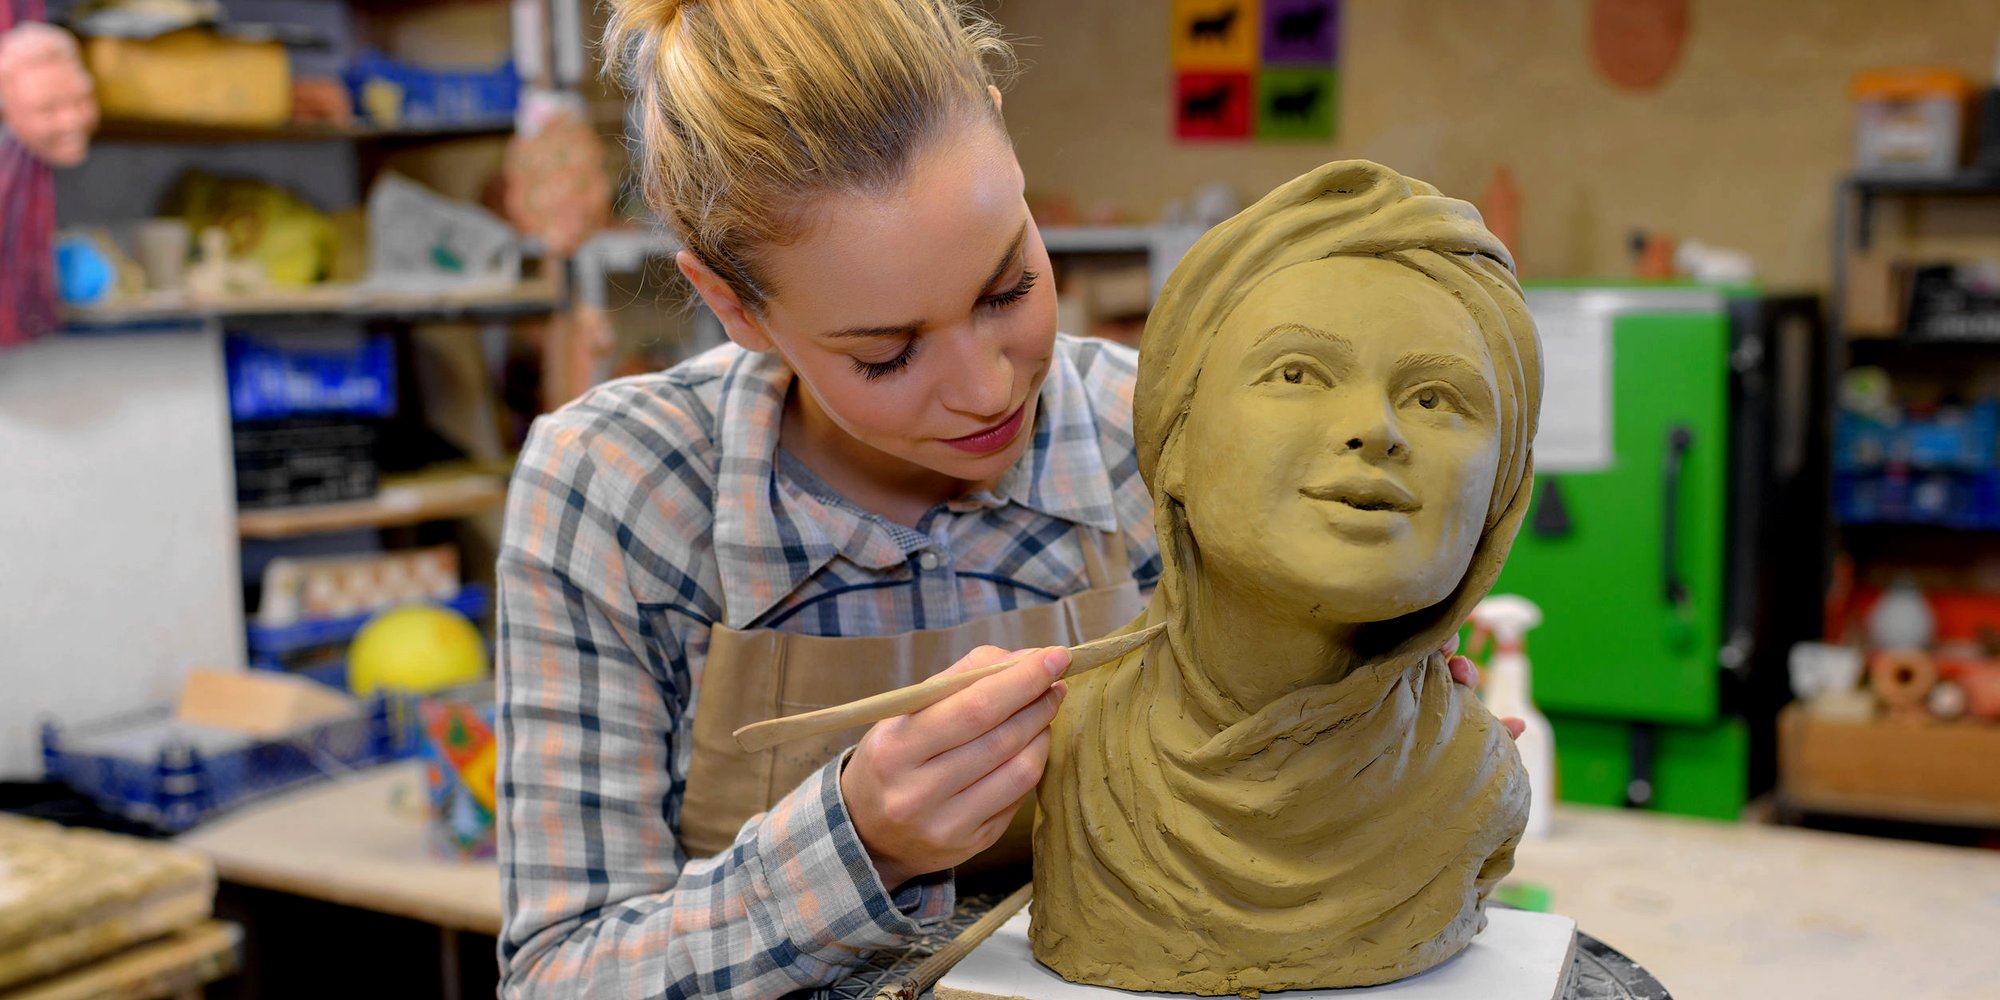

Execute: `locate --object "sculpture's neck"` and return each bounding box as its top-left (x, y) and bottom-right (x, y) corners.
top-left (1177, 567), bottom-right (1363, 723)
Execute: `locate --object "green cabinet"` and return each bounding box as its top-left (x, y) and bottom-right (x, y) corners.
top-left (1483, 287), bottom-right (1824, 819)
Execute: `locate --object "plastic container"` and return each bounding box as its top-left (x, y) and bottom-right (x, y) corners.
top-left (1832, 400), bottom-right (2000, 473)
top-left (1833, 469), bottom-right (2000, 528)
top-left (225, 333), bottom-right (397, 422)
top-left (1850, 69), bottom-right (1976, 178)
top-left (343, 51), bottom-right (520, 130)
top-left (40, 695), bottom-right (408, 833)
top-left (1470, 596), bottom-right (1555, 839)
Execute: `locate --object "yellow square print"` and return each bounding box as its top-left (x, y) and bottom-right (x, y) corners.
top-left (1172, 0), bottom-right (1261, 71)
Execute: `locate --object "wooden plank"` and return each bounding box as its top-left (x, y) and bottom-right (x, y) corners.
top-left (177, 764), bottom-right (502, 935)
top-left (236, 475), bottom-right (508, 540)
top-left (5, 923), bottom-right (239, 1000)
top-left (1777, 703), bottom-right (2000, 826)
top-left (96, 118), bottom-right (514, 144)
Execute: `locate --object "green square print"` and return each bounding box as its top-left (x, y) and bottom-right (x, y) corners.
top-left (1255, 68), bottom-right (1337, 140)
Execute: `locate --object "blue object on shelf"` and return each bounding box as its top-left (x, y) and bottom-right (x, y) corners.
top-left (225, 333), bottom-right (397, 421)
top-left (344, 50), bottom-right (520, 129)
top-left (1834, 400), bottom-right (2000, 473)
top-left (1834, 469), bottom-right (2000, 528)
top-left (55, 236), bottom-right (115, 306)
top-left (244, 584), bottom-right (490, 668)
top-left (40, 695), bottom-right (410, 833)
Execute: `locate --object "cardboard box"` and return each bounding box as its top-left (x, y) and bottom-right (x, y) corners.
top-left (1778, 702), bottom-right (2000, 825)
top-left (84, 29), bottom-right (291, 127)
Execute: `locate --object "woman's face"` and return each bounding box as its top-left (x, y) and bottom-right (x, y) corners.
top-left (1172, 255), bottom-right (1502, 622)
top-left (736, 114), bottom-right (1058, 487)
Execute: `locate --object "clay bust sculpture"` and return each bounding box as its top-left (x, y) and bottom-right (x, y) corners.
top-left (1032, 160), bottom-right (1543, 994)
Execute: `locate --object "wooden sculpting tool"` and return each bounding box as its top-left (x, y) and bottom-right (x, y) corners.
top-left (732, 624), bottom-right (1166, 752)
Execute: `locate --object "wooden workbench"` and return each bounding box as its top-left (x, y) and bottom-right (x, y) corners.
top-left (177, 764), bottom-right (500, 937)
top-left (176, 764), bottom-right (2000, 999)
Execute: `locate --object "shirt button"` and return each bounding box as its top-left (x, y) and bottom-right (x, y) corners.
top-left (918, 550), bottom-right (942, 571)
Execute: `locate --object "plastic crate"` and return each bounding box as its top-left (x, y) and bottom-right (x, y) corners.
top-left (1834, 469), bottom-right (2000, 528)
top-left (40, 695), bottom-right (410, 833)
top-left (1834, 401), bottom-right (2000, 473)
top-left (344, 51), bottom-right (520, 129)
top-left (248, 584), bottom-right (493, 691)
top-left (226, 332), bottom-right (396, 422)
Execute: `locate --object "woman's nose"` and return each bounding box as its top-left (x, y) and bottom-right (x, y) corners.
top-left (937, 324), bottom-right (1015, 417)
top-left (1337, 395), bottom-right (1409, 462)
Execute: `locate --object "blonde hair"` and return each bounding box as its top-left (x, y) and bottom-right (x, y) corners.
top-left (606, 0), bottom-right (1015, 309)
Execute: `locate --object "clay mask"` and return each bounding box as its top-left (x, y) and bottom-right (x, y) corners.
top-left (1169, 254), bottom-right (1501, 625)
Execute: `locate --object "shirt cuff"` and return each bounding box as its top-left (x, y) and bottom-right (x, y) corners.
top-left (753, 754), bottom-right (957, 966)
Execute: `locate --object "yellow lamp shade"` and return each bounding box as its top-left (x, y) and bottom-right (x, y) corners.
top-left (347, 604), bottom-right (489, 698)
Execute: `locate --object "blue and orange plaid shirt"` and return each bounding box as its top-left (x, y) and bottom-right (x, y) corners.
top-left (496, 335), bottom-right (1159, 998)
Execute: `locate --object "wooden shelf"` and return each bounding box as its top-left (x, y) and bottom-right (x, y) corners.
top-left (237, 474), bottom-right (508, 540)
top-left (96, 117), bottom-right (516, 145)
top-left (1778, 703), bottom-right (2000, 827)
top-left (63, 280), bottom-right (561, 329)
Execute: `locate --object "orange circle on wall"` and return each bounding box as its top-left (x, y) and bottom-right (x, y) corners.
top-left (1590, 0), bottom-right (1689, 92)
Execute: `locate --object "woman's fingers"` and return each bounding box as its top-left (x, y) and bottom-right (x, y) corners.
top-left (902, 646), bottom-right (1068, 761)
top-left (924, 679), bottom-right (1065, 794)
top-left (1447, 654), bottom-right (1480, 688)
top-left (955, 729), bottom-right (1053, 846)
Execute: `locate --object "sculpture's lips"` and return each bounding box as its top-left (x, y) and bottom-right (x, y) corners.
top-left (1299, 477), bottom-right (1421, 513)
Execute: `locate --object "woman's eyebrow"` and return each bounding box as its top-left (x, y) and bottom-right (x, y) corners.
top-left (816, 221), bottom-right (1029, 341)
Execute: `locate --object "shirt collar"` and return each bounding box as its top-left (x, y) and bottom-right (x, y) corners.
top-left (709, 342), bottom-right (1119, 629)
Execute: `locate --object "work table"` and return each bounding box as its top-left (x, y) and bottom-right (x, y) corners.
top-left (177, 764), bottom-right (2000, 998)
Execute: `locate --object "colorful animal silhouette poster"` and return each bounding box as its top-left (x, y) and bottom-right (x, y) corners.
top-left (1173, 0), bottom-right (1340, 142)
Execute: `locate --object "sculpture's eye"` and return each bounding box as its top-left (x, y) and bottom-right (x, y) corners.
top-left (1283, 365), bottom-right (1305, 384)
top-left (1417, 388), bottom-right (1440, 409)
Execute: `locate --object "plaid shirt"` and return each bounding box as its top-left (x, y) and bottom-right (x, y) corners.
top-left (496, 335), bottom-right (1158, 999)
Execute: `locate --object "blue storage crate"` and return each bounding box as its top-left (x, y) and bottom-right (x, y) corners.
top-left (1834, 469), bottom-right (2000, 528)
top-left (344, 51), bottom-right (520, 129)
top-left (41, 695), bottom-right (410, 833)
top-left (1834, 400), bottom-right (2000, 473)
top-left (247, 585), bottom-right (492, 692)
top-left (226, 333), bottom-right (396, 422)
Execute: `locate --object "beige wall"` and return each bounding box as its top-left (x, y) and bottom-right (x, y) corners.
top-left (991, 0), bottom-right (2000, 288)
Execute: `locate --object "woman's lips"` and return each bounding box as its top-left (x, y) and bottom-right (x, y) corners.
top-left (941, 402), bottom-right (1028, 454)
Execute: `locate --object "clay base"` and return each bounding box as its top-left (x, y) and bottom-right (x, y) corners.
top-left (938, 909), bottom-right (1578, 1000)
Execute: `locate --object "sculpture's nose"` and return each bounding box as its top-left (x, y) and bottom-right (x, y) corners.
top-left (1337, 395), bottom-right (1409, 462)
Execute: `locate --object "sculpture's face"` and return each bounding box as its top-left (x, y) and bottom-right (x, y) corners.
top-left (1172, 254), bottom-right (1501, 623)
top-left (0, 52), bottom-right (97, 168)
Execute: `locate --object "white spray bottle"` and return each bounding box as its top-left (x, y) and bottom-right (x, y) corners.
top-left (1470, 595), bottom-right (1556, 838)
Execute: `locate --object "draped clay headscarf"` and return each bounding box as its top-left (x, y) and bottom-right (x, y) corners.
top-left (1032, 161), bottom-right (1544, 993)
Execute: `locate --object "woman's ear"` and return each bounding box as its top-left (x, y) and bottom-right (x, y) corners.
top-left (676, 250), bottom-right (775, 353)
top-left (988, 84), bottom-right (1004, 114)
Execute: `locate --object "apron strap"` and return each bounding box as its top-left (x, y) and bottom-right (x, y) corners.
top-left (1075, 522), bottom-right (1131, 592)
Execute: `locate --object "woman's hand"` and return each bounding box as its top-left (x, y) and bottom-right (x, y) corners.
top-left (1442, 634), bottom-right (1526, 740)
top-left (841, 645), bottom-right (1068, 892)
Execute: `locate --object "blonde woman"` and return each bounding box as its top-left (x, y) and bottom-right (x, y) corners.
top-left (496, 3), bottom-right (1509, 996)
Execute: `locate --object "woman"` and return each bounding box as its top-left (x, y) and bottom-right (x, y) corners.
top-left (496, 4), bottom-right (1506, 998)
top-left (1033, 160), bottom-right (1539, 993)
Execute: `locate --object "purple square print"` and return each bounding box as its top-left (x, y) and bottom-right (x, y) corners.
top-left (1263, 0), bottom-right (1339, 64)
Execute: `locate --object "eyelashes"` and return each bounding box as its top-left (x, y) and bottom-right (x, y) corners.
top-left (849, 268), bottom-right (1041, 381)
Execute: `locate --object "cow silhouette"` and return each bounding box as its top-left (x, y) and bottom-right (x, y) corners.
top-left (1190, 7), bottom-right (1238, 42)
top-left (1276, 6), bottom-right (1329, 44)
top-left (1183, 83), bottom-right (1236, 120)
top-left (1268, 83), bottom-right (1321, 120)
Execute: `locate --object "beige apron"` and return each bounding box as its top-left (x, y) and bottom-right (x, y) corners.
top-left (679, 524), bottom-right (1144, 867)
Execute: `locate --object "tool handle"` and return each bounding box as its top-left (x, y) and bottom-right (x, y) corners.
top-left (732, 653), bottom-right (1030, 753)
